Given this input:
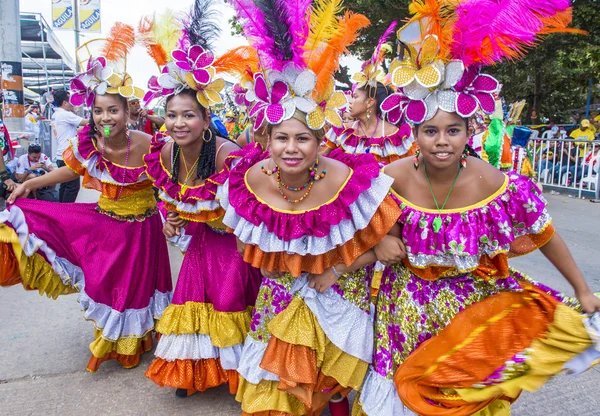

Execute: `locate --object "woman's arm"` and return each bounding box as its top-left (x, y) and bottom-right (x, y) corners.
top-left (7, 166), bottom-right (79, 203)
top-left (540, 233), bottom-right (600, 313)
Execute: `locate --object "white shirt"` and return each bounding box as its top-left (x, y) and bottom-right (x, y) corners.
top-left (52, 107), bottom-right (84, 160)
top-left (15, 153), bottom-right (53, 175)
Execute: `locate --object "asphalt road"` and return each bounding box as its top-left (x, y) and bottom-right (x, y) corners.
top-left (0, 188), bottom-right (599, 416)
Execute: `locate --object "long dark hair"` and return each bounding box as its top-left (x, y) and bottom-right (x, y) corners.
top-left (87, 94), bottom-right (128, 138)
top-left (165, 89), bottom-right (217, 183)
top-left (359, 82), bottom-right (391, 116)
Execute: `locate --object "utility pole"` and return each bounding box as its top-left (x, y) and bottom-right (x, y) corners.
top-left (0, 0), bottom-right (25, 135)
top-left (74, 0), bottom-right (81, 71)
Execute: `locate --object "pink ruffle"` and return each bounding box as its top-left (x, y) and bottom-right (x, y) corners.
top-left (143, 133), bottom-right (233, 203)
top-left (76, 125), bottom-right (146, 184)
top-left (334, 123), bottom-right (412, 149)
top-left (393, 174), bottom-right (551, 259)
top-left (227, 145), bottom-right (382, 241)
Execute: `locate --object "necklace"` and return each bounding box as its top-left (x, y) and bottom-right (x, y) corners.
top-left (177, 147), bottom-right (200, 196)
top-left (100, 131), bottom-right (131, 201)
top-left (358, 117), bottom-right (380, 138)
top-left (278, 178), bottom-right (315, 203)
top-left (261, 157), bottom-right (327, 204)
top-left (424, 161), bottom-right (462, 233)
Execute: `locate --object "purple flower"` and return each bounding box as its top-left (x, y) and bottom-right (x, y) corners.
top-left (171, 45), bottom-right (215, 85)
top-left (387, 324), bottom-right (406, 352)
top-left (454, 66), bottom-right (499, 118)
top-left (250, 312), bottom-right (261, 332)
top-left (248, 73), bottom-right (288, 130)
top-left (272, 289), bottom-right (292, 314)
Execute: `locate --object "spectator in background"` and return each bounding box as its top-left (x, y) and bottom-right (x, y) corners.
top-left (570, 119), bottom-right (595, 157)
top-left (52, 90), bottom-right (87, 202)
top-left (15, 143), bottom-right (57, 201)
top-left (0, 117), bottom-right (17, 193)
top-left (40, 88), bottom-right (54, 119)
top-left (24, 104), bottom-right (41, 139)
top-left (127, 97), bottom-right (164, 134)
top-left (538, 126), bottom-right (561, 174)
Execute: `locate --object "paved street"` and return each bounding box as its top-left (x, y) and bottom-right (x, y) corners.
top-left (0, 188), bottom-right (599, 416)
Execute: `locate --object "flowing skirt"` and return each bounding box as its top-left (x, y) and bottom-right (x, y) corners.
top-left (236, 269), bottom-right (374, 415)
top-left (0, 199), bottom-right (173, 371)
top-left (356, 264), bottom-right (600, 416)
top-left (145, 222), bottom-right (262, 394)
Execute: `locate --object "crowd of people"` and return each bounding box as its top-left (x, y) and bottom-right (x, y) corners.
top-left (0, 1), bottom-right (599, 416)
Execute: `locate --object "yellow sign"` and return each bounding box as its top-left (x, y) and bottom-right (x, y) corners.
top-left (78, 0), bottom-right (101, 33)
top-left (51, 0), bottom-right (74, 30)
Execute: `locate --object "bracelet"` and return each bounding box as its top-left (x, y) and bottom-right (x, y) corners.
top-left (331, 265), bottom-right (342, 278)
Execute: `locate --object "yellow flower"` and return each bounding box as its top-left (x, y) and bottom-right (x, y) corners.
top-left (391, 35), bottom-right (444, 89)
top-left (307, 82), bottom-right (346, 130)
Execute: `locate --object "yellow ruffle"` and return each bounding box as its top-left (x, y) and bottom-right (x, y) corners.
top-left (236, 376), bottom-right (307, 415)
top-left (456, 303), bottom-right (592, 402)
top-left (97, 187), bottom-right (157, 217)
top-left (268, 297), bottom-right (369, 390)
top-left (156, 302), bottom-right (253, 348)
top-left (90, 328), bottom-right (152, 357)
top-left (0, 225), bottom-right (77, 298)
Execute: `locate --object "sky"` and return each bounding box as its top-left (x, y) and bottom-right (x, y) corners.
top-left (21, 0), bottom-right (362, 98)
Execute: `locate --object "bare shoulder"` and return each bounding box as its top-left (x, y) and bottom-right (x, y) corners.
top-left (383, 120), bottom-right (398, 136)
top-left (321, 156), bottom-right (351, 190)
top-left (159, 140), bottom-right (173, 170)
top-left (215, 137), bottom-right (241, 170)
top-left (463, 157), bottom-right (506, 195)
top-left (383, 157), bottom-right (415, 195)
top-left (130, 130), bottom-right (152, 153)
top-left (245, 158), bottom-right (269, 192)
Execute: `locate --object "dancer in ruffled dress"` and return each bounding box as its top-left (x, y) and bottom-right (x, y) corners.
top-left (223, 1), bottom-right (400, 415)
top-left (0, 36), bottom-right (172, 372)
top-left (140, 3), bottom-right (262, 397)
top-left (356, 3), bottom-right (600, 415)
top-left (324, 22), bottom-right (416, 164)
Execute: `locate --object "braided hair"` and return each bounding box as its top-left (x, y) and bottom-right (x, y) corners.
top-left (166, 90), bottom-right (217, 184)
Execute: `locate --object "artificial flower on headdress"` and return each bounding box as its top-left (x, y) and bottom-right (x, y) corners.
top-left (350, 21), bottom-right (396, 89)
top-left (380, 0), bottom-right (581, 124)
top-left (70, 23), bottom-right (145, 107)
top-left (231, 0), bottom-right (370, 131)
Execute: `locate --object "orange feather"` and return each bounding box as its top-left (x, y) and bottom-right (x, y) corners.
top-left (309, 11), bottom-right (370, 101)
top-left (101, 22), bottom-right (136, 63)
top-left (539, 8), bottom-right (588, 35)
top-left (138, 16), bottom-right (168, 67)
top-left (407, 0), bottom-right (458, 60)
top-left (213, 46), bottom-right (260, 78)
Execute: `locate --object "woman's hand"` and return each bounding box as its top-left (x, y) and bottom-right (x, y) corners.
top-left (166, 211), bottom-right (189, 229)
top-left (260, 268), bottom-right (285, 279)
top-left (374, 235), bottom-right (407, 266)
top-left (576, 290), bottom-right (600, 314)
top-left (308, 267), bottom-right (340, 294)
top-left (163, 222), bottom-right (177, 239)
top-left (7, 183), bottom-right (31, 204)
top-left (4, 178), bottom-right (17, 192)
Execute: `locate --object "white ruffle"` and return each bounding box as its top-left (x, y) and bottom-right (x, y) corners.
top-left (564, 346), bottom-right (600, 376)
top-left (219, 173), bottom-right (394, 255)
top-left (359, 370), bottom-right (416, 416)
top-left (237, 336), bottom-right (280, 384)
top-left (154, 333), bottom-right (243, 370)
top-left (79, 289), bottom-right (172, 341)
top-left (158, 189), bottom-right (221, 214)
top-left (159, 210), bottom-right (192, 253)
top-left (69, 136), bottom-right (149, 186)
top-left (339, 136), bottom-right (415, 160)
top-left (290, 274), bottom-right (373, 363)
top-left (0, 206), bottom-right (84, 289)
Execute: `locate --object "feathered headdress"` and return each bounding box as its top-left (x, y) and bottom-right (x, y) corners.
top-left (231, 0), bottom-right (370, 131)
top-left (351, 21), bottom-right (397, 89)
top-left (143, 1), bottom-right (260, 111)
top-left (380, 0), bottom-right (584, 125)
top-left (137, 10), bottom-right (184, 69)
top-left (70, 22), bottom-right (144, 107)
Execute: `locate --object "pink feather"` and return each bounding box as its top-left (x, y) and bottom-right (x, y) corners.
top-left (369, 21), bottom-right (397, 67)
top-left (451, 0), bottom-right (572, 65)
top-left (230, 0), bottom-right (276, 68)
top-left (282, 0), bottom-right (311, 66)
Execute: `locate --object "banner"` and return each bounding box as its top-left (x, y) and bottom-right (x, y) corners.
top-left (51, 0), bottom-right (74, 30)
top-left (79, 0), bottom-right (101, 33)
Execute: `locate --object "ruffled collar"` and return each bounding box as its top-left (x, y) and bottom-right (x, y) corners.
top-left (143, 133), bottom-right (230, 203)
top-left (332, 122), bottom-right (412, 148)
top-left (227, 146), bottom-right (383, 241)
top-left (76, 125), bottom-right (146, 183)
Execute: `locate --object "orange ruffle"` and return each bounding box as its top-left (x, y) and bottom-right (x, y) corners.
top-left (63, 147), bottom-right (153, 199)
top-left (87, 333), bottom-right (153, 372)
top-left (509, 224), bottom-right (555, 257)
top-left (162, 202), bottom-right (225, 223)
top-left (260, 338), bottom-right (350, 413)
top-left (243, 195), bottom-right (401, 276)
top-left (0, 243), bottom-right (21, 286)
top-left (145, 357), bottom-right (239, 394)
top-left (394, 282), bottom-right (559, 416)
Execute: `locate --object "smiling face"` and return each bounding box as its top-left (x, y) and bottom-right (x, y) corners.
top-left (269, 118), bottom-right (319, 178)
top-left (415, 110), bottom-right (469, 170)
top-left (164, 93), bottom-right (209, 147)
top-left (92, 94), bottom-right (128, 138)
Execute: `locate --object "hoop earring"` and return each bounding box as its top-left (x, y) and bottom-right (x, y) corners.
top-left (366, 109), bottom-right (371, 122)
top-left (413, 148), bottom-right (421, 170)
top-left (203, 129), bottom-right (213, 143)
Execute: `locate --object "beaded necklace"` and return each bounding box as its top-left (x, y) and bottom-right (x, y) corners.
top-left (260, 157), bottom-right (327, 204)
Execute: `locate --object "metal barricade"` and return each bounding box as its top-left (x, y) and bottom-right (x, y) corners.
top-left (531, 138), bottom-right (599, 198)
